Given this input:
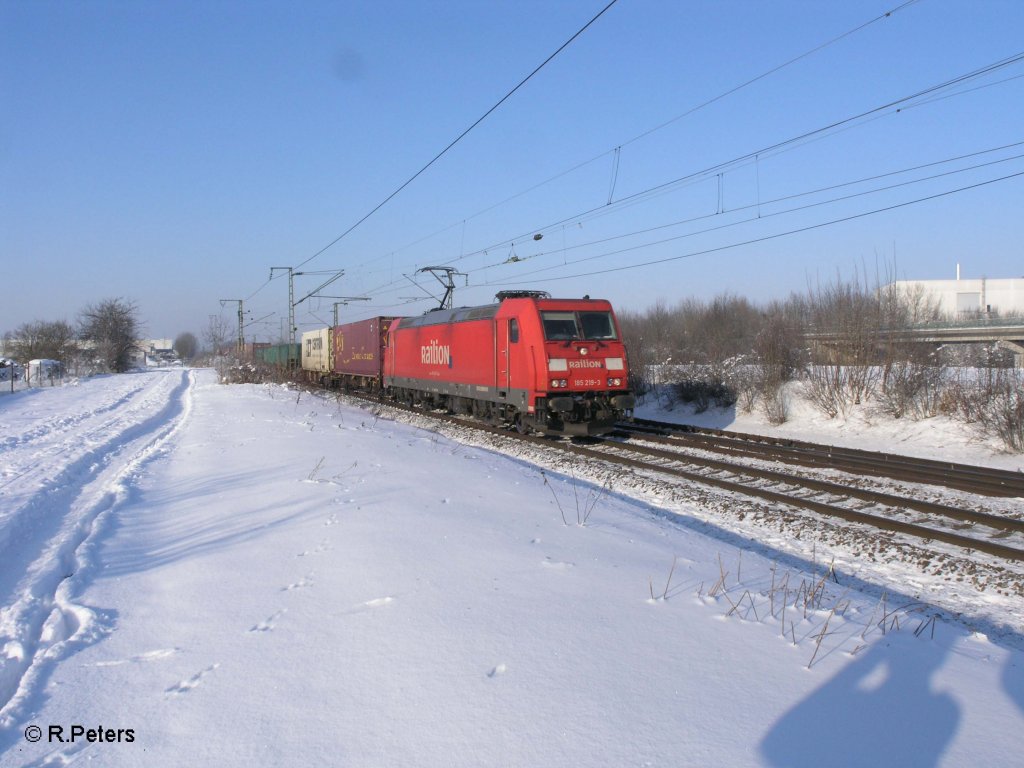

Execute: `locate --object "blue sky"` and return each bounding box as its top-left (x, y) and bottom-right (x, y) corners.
top-left (2, 0), bottom-right (1022, 340)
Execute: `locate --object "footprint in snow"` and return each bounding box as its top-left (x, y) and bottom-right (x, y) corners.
top-left (340, 596), bottom-right (394, 615)
top-left (541, 558), bottom-right (574, 571)
top-left (249, 610), bottom-right (285, 633)
top-left (91, 647), bottom-right (180, 667)
top-left (298, 540), bottom-right (331, 557)
top-left (487, 664), bottom-right (507, 678)
top-left (282, 574), bottom-right (314, 591)
top-left (166, 663), bottom-right (219, 695)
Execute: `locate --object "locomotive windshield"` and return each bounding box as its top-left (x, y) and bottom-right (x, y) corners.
top-left (541, 311), bottom-right (617, 341)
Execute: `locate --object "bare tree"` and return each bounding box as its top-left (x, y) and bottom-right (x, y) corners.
top-left (4, 320), bottom-right (79, 366)
top-left (173, 332), bottom-right (199, 361)
top-left (203, 315), bottom-right (232, 355)
top-left (79, 298), bottom-right (141, 373)
top-left (618, 299), bottom-right (679, 397)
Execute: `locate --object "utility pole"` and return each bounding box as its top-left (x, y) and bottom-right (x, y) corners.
top-left (270, 267), bottom-right (295, 347)
top-left (271, 267), bottom-right (347, 346)
top-left (219, 299), bottom-right (245, 354)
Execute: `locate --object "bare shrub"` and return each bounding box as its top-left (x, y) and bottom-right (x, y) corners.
top-left (220, 361), bottom-right (302, 386)
top-left (878, 349), bottom-right (946, 420)
top-left (803, 365), bottom-right (854, 418)
top-left (801, 271), bottom-right (885, 417)
top-left (984, 372), bottom-right (1024, 452)
top-left (618, 301), bottom-right (678, 400)
top-left (693, 294), bottom-right (761, 371)
top-left (752, 305), bottom-right (802, 423)
top-left (725, 355), bottom-right (760, 413)
top-left (761, 382), bottom-right (790, 425)
top-left (674, 367), bottom-right (737, 412)
top-left (943, 366), bottom-right (1024, 452)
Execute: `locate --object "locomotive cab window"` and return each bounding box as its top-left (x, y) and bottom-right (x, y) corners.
top-left (509, 318), bottom-right (520, 343)
top-left (541, 311), bottom-right (617, 341)
top-left (579, 312), bottom-right (617, 340)
top-left (541, 312), bottom-right (579, 340)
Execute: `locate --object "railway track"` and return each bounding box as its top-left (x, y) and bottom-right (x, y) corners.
top-left (624, 417), bottom-right (1024, 498)
top-left (589, 427), bottom-right (1024, 562)
top-left (336, 391), bottom-right (1024, 565)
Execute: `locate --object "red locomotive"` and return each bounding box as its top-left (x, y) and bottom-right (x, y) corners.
top-left (302, 291), bottom-right (634, 436)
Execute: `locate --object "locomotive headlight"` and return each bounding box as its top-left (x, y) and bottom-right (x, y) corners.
top-left (579, 347), bottom-right (589, 356)
top-left (550, 379), bottom-right (568, 388)
top-left (608, 377), bottom-right (622, 387)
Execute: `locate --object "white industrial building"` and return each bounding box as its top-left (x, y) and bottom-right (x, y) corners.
top-left (888, 269), bottom-right (1024, 319)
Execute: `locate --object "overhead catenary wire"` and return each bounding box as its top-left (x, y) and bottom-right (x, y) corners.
top-left (347, 146), bottom-right (1023, 306)
top-left (482, 170), bottom-right (1024, 286)
top-left (348, 141), bottom-right (1023, 298)
top-left (268, 161), bottom-right (1021, 333)
top-left (284, 135), bottom-right (1024, 326)
top-left (240, 0), bottom-right (929, 312)
top-left (293, 0), bottom-right (620, 271)
top-left (345, 51), bottom-right (1024, 304)
top-left (456, 49), bottom-right (1024, 264)
top-left (336, 0), bottom-right (925, 279)
top-left (471, 142), bottom-right (1024, 274)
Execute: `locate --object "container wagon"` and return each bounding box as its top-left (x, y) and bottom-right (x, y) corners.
top-left (330, 317), bottom-right (397, 390)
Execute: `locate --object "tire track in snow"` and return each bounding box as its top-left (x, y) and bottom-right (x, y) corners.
top-left (0, 370), bottom-right (196, 726)
top-left (0, 373), bottom-right (187, 604)
top-left (0, 380), bottom-right (183, 523)
top-left (0, 375), bottom-right (154, 458)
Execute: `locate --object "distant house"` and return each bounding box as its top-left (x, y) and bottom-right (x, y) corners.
top-left (137, 339), bottom-right (178, 367)
top-left (887, 273), bottom-right (1024, 319)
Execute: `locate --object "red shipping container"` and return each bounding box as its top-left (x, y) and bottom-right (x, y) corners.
top-left (331, 317), bottom-right (398, 380)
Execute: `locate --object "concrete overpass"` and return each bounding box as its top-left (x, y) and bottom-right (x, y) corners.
top-left (807, 321), bottom-right (1024, 366)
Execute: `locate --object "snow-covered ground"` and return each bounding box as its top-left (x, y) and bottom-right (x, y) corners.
top-left (1, 369), bottom-right (1023, 767)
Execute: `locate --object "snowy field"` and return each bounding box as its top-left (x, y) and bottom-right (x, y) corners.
top-left (1, 368), bottom-right (1023, 767)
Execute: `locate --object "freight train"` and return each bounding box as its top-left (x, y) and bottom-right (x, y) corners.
top-left (295, 291), bottom-right (634, 436)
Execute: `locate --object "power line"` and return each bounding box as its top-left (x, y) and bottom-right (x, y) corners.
top-left (349, 146), bottom-right (1024, 304)
top-left (454, 49), bottom-right (1024, 263)
top-left (294, 0), bottom-right (620, 271)
top-left (339, 0), bottom-right (925, 279)
top-left (242, 0), bottom-right (928, 308)
top-left (619, 0), bottom-right (925, 151)
top-left (474, 142), bottom-right (1024, 274)
top-left (345, 52), bottom-right (1024, 303)
top-left (483, 170), bottom-right (1024, 286)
